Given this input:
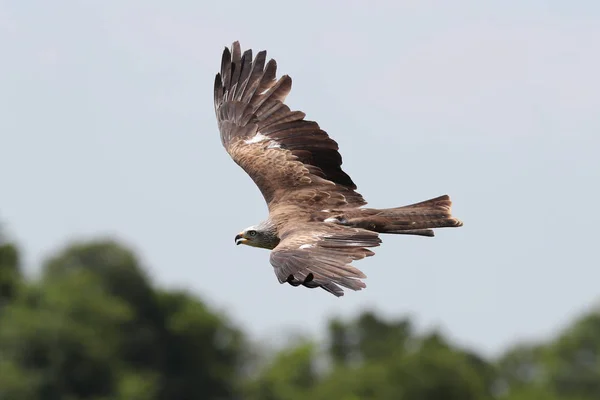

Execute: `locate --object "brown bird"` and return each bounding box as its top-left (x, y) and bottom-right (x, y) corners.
top-left (214, 41), bottom-right (463, 297)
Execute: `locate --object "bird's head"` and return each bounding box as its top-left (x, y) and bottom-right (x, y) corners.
top-left (235, 222), bottom-right (280, 250)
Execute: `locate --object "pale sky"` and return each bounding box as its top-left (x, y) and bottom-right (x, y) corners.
top-left (1, 0), bottom-right (599, 356)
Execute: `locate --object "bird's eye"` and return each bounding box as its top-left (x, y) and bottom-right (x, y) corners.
top-left (248, 230), bottom-right (257, 237)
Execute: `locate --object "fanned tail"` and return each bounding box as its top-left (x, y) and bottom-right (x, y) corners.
top-left (341, 195), bottom-right (463, 237)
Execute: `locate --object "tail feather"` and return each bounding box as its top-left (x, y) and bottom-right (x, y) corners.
top-left (391, 229), bottom-right (436, 237)
top-left (342, 195), bottom-right (463, 237)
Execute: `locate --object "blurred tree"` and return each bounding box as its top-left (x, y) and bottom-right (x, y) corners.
top-left (314, 324), bottom-right (493, 400)
top-left (43, 240), bottom-right (166, 370)
top-left (0, 270), bottom-right (133, 399)
top-left (496, 343), bottom-right (545, 394)
top-left (244, 340), bottom-right (318, 400)
top-left (0, 230), bottom-right (21, 306)
top-left (2, 224), bottom-right (600, 400)
top-left (311, 361), bottom-right (395, 400)
top-left (501, 386), bottom-right (589, 400)
top-left (384, 332), bottom-right (492, 400)
top-left (0, 239), bottom-right (246, 400)
top-left (544, 309), bottom-right (600, 399)
top-left (496, 309), bottom-right (600, 400)
top-left (327, 311), bottom-right (413, 366)
top-left (157, 289), bottom-right (245, 399)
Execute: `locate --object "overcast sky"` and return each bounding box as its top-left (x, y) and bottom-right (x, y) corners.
top-left (2, 0), bottom-right (599, 356)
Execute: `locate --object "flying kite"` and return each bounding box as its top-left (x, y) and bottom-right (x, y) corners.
top-left (213, 41), bottom-right (463, 297)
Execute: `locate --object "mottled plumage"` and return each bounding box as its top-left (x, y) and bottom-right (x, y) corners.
top-left (214, 41), bottom-right (463, 297)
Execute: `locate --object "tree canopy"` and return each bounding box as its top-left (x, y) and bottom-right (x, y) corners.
top-left (0, 229), bottom-right (598, 400)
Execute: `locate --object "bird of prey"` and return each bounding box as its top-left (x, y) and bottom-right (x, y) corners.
top-left (213, 41), bottom-right (463, 297)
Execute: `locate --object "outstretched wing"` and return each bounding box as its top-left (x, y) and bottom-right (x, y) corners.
top-left (214, 41), bottom-right (366, 211)
top-left (270, 224), bottom-right (382, 297)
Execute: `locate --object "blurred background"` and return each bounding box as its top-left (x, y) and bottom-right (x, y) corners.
top-left (1, 1), bottom-right (599, 399)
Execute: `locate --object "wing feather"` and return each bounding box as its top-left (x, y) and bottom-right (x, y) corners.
top-left (231, 49), bottom-right (252, 101)
top-left (270, 224), bottom-right (381, 297)
top-left (220, 48), bottom-right (232, 94)
top-left (263, 110), bottom-right (306, 128)
top-left (240, 51), bottom-right (267, 104)
top-left (214, 41), bottom-right (365, 210)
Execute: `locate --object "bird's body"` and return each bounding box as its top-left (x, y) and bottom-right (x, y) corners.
top-left (214, 41), bottom-right (463, 297)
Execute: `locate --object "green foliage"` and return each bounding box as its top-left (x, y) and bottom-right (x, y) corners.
top-left (1, 227), bottom-right (599, 400)
top-left (327, 311), bottom-right (413, 366)
top-left (0, 237), bottom-right (21, 306)
top-left (312, 321), bottom-right (492, 400)
top-left (0, 238), bottom-right (246, 400)
top-left (545, 313), bottom-right (600, 399)
top-left (157, 289), bottom-right (245, 399)
top-left (0, 271), bottom-right (131, 399)
top-left (245, 341), bottom-right (318, 400)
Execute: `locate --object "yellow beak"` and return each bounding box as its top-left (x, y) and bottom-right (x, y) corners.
top-left (235, 233), bottom-right (247, 245)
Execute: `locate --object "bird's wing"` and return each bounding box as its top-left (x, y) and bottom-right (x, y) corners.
top-left (214, 41), bottom-right (366, 211)
top-left (269, 223), bottom-right (382, 297)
